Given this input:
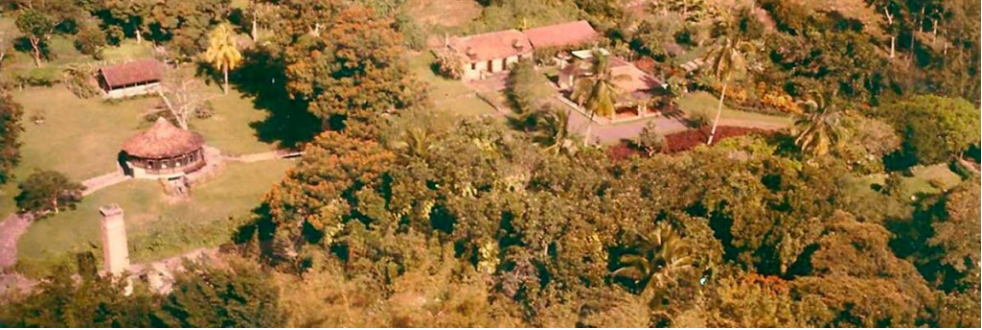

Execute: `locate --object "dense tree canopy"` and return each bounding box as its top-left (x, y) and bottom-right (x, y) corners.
top-left (0, 93), bottom-right (23, 184)
top-left (879, 95), bottom-right (980, 165)
top-left (0, 0), bottom-right (978, 327)
top-left (279, 2), bottom-right (425, 139)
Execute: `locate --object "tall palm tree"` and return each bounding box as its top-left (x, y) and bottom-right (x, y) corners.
top-left (703, 35), bottom-right (755, 144)
top-left (793, 90), bottom-right (844, 157)
top-left (613, 222), bottom-right (693, 307)
top-left (203, 23), bottom-right (242, 95)
top-left (571, 51), bottom-right (628, 145)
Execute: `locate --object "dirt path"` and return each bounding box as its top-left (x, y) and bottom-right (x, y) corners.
top-left (81, 170), bottom-right (129, 196)
top-left (224, 149), bottom-right (303, 163)
top-left (0, 213), bottom-right (33, 270)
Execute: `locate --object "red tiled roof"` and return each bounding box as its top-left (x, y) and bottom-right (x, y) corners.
top-left (522, 21), bottom-right (598, 49)
top-left (99, 59), bottom-right (163, 89)
top-left (449, 29), bottom-right (532, 63)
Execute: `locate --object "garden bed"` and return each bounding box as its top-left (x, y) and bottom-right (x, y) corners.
top-left (663, 126), bottom-right (768, 153)
top-left (606, 125), bottom-right (769, 161)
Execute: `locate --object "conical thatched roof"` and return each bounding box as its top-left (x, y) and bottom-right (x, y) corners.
top-left (122, 118), bottom-right (205, 158)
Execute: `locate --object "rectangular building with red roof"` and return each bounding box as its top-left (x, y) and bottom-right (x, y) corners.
top-left (448, 29), bottom-right (533, 81)
top-left (522, 20), bottom-right (599, 49)
top-left (98, 59), bottom-right (164, 99)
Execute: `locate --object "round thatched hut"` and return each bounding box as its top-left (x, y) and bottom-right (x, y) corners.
top-left (121, 117), bottom-right (206, 179)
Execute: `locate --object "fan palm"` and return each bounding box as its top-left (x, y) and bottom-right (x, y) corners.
top-left (703, 35), bottom-right (755, 144)
top-left (571, 51), bottom-right (629, 144)
top-left (613, 223), bottom-right (693, 307)
top-left (793, 90), bottom-right (844, 157)
top-left (203, 23), bottom-right (242, 95)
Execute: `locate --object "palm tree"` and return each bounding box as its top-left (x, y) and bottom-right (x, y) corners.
top-left (535, 107), bottom-right (574, 155)
top-left (203, 23), bottom-right (242, 95)
top-left (613, 222), bottom-right (693, 307)
top-left (703, 35), bottom-right (755, 145)
top-left (793, 90), bottom-right (844, 157)
top-left (570, 51), bottom-right (629, 145)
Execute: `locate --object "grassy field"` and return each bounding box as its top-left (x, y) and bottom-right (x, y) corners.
top-left (0, 183), bottom-right (16, 217)
top-left (676, 91), bottom-right (794, 128)
top-left (406, 0), bottom-right (482, 28)
top-left (900, 163), bottom-right (963, 197)
top-left (10, 86), bottom-right (278, 182)
top-left (192, 89), bottom-right (279, 156)
top-left (16, 159), bottom-right (295, 277)
top-left (12, 88), bottom-right (154, 181)
top-left (407, 52), bottom-right (498, 118)
top-left (852, 163), bottom-right (964, 201)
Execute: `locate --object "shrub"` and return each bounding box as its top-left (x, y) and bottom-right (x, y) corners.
top-left (687, 108), bottom-right (712, 128)
top-left (434, 49), bottom-right (465, 79)
top-left (63, 65), bottom-right (100, 99)
top-left (12, 67), bottom-right (60, 87)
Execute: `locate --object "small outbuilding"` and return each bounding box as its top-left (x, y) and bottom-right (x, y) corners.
top-left (121, 117), bottom-right (206, 179)
top-left (98, 59), bottom-right (163, 99)
top-left (448, 29), bottom-right (533, 81)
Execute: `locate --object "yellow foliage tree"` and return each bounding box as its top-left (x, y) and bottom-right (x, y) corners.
top-left (203, 23), bottom-right (242, 95)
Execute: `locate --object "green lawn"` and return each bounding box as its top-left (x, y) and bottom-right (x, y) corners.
top-left (192, 89), bottom-right (279, 156)
top-left (850, 163), bottom-right (964, 202)
top-left (900, 163), bottom-right (963, 197)
top-left (16, 159), bottom-right (295, 277)
top-left (11, 85), bottom-right (277, 182)
top-left (0, 183), bottom-right (16, 217)
top-left (407, 52), bottom-right (497, 117)
top-left (12, 88), bottom-right (154, 181)
top-left (676, 91), bottom-right (794, 128)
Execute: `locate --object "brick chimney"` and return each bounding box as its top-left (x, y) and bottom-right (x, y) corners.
top-left (99, 204), bottom-right (130, 275)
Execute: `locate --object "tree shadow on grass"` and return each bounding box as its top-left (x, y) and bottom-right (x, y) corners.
top-left (231, 47), bottom-right (320, 149)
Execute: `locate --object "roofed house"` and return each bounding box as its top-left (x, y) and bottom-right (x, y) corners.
top-left (448, 29), bottom-right (533, 81)
top-left (522, 20), bottom-right (599, 50)
top-left (98, 59), bottom-right (163, 99)
top-left (121, 117), bottom-right (206, 179)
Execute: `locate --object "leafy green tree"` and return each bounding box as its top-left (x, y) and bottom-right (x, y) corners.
top-left (0, 253), bottom-right (158, 327)
top-left (792, 211), bottom-right (934, 327)
top-left (506, 60), bottom-right (553, 119)
top-left (879, 95), bottom-right (981, 165)
top-left (266, 131), bottom-right (395, 254)
top-left (792, 91), bottom-right (844, 157)
top-left (636, 121), bottom-right (664, 156)
top-left (16, 9), bottom-right (56, 67)
top-left (928, 181), bottom-right (981, 287)
top-left (0, 93), bottom-right (24, 184)
top-left (155, 260), bottom-right (286, 327)
top-left (100, 0), bottom-right (153, 44)
top-left (74, 21), bottom-right (107, 59)
top-left (281, 4), bottom-right (425, 138)
top-left (14, 170), bottom-right (84, 215)
top-left (203, 23), bottom-right (242, 95)
top-left (147, 0), bottom-right (231, 61)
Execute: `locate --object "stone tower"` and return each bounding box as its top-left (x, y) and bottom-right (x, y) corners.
top-left (99, 204), bottom-right (130, 275)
